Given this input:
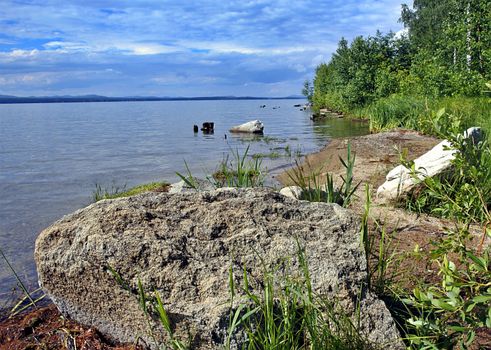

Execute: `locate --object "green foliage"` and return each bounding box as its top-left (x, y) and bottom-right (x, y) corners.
top-left (362, 94), bottom-right (426, 132)
top-left (211, 145), bottom-right (265, 188)
top-left (311, 1), bottom-right (490, 114)
top-left (402, 226), bottom-right (491, 349)
top-left (302, 79), bottom-right (314, 103)
top-left (286, 142), bottom-right (360, 207)
top-left (356, 95), bottom-right (491, 143)
top-left (176, 160), bottom-right (200, 189)
top-left (359, 185), bottom-right (403, 296)
top-left (226, 245), bottom-right (373, 350)
top-left (92, 181), bottom-right (169, 202)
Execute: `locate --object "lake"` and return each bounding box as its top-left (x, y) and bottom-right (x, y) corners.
top-left (0, 99), bottom-right (368, 306)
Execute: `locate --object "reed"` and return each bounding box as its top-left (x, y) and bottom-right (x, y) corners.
top-left (0, 246), bottom-right (46, 318)
top-left (226, 244), bottom-right (373, 350)
top-left (286, 142), bottom-right (360, 207)
top-left (211, 145), bottom-right (265, 188)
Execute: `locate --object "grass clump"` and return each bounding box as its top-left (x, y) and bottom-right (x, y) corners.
top-left (359, 183), bottom-right (491, 349)
top-left (210, 145), bottom-right (265, 188)
top-left (176, 146), bottom-right (266, 190)
top-left (286, 142), bottom-right (359, 207)
top-left (227, 246), bottom-right (375, 350)
top-left (92, 181), bottom-right (169, 202)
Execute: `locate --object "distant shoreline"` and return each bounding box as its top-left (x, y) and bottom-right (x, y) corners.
top-left (0, 95), bottom-right (305, 105)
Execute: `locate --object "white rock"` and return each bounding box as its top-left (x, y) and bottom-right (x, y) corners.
top-left (279, 186), bottom-right (303, 199)
top-left (377, 127), bottom-right (482, 201)
top-left (169, 178), bottom-right (214, 193)
top-left (230, 120), bottom-right (264, 134)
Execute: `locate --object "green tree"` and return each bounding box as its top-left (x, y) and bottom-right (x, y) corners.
top-left (302, 79), bottom-right (314, 102)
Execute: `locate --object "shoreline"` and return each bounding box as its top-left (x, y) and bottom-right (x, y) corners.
top-left (2, 128), bottom-right (488, 349)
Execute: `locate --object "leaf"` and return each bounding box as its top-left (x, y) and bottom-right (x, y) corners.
top-left (466, 252), bottom-right (487, 270)
top-left (137, 279), bottom-right (147, 315)
top-left (466, 302), bottom-right (476, 312)
top-left (472, 295), bottom-right (491, 304)
top-left (155, 291), bottom-right (172, 333)
top-left (436, 108), bottom-right (446, 119)
top-left (465, 330), bottom-right (475, 346)
top-left (431, 298), bottom-right (455, 311)
top-left (448, 325), bottom-right (467, 332)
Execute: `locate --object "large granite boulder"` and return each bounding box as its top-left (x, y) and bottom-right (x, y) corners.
top-left (36, 188), bottom-right (403, 349)
top-left (377, 127), bottom-right (482, 201)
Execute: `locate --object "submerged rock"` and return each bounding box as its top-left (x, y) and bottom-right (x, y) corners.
top-left (229, 120), bottom-right (264, 134)
top-left (377, 127), bottom-right (482, 201)
top-left (36, 188), bottom-right (403, 349)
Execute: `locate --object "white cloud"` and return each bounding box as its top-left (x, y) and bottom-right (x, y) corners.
top-left (0, 0), bottom-right (405, 96)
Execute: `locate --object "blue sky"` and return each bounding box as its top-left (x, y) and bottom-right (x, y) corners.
top-left (0, 0), bottom-right (404, 97)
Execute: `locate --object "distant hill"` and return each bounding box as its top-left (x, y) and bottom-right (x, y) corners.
top-left (0, 94), bottom-right (305, 104)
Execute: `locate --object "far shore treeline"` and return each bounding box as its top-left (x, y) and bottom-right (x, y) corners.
top-left (0, 95), bottom-right (304, 104)
top-left (305, 0), bottom-right (490, 137)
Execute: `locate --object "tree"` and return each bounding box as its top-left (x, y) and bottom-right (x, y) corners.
top-left (302, 80), bottom-right (314, 102)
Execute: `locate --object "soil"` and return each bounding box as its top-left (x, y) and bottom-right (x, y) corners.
top-left (0, 304), bottom-right (141, 350)
top-left (276, 129), bottom-right (489, 288)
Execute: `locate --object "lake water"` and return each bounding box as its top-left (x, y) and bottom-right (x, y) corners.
top-left (0, 99), bottom-right (368, 306)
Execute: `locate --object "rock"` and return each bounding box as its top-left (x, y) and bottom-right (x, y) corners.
top-left (377, 127), bottom-right (482, 200)
top-left (36, 188), bottom-right (404, 349)
top-left (200, 122), bottom-right (214, 134)
top-left (279, 185), bottom-right (303, 199)
top-left (229, 120), bottom-right (264, 134)
top-left (311, 108), bottom-right (344, 121)
top-left (168, 178), bottom-right (215, 194)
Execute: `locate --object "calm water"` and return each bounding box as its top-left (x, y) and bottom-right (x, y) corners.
top-left (0, 99), bottom-right (368, 304)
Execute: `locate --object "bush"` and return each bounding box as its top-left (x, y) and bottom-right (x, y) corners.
top-left (402, 227), bottom-right (491, 349)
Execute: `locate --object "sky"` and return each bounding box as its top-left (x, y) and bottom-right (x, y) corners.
top-left (0, 0), bottom-right (405, 97)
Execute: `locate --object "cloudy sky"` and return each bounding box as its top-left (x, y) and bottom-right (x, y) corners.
top-left (0, 0), bottom-right (404, 97)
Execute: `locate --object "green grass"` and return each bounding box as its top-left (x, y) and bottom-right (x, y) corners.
top-left (92, 181), bottom-right (169, 202)
top-left (211, 145), bottom-right (265, 188)
top-left (286, 142), bottom-right (360, 207)
top-left (354, 95), bottom-right (491, 142)
top-left (226, 246), bottom-right (375, 350)
top-left (252, 151), bottom-right (281, 160)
